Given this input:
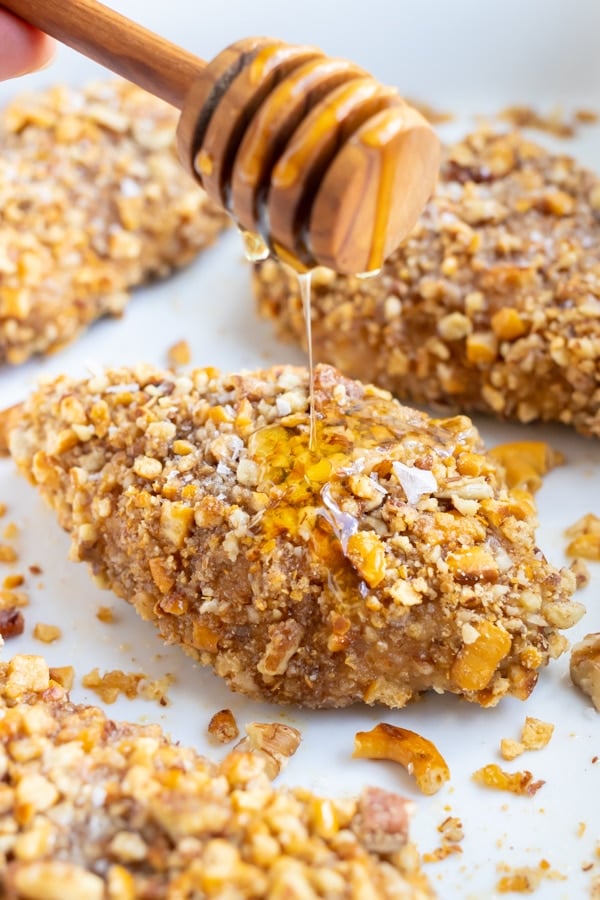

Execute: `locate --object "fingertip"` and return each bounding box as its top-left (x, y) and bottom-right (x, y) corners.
top-left (0, 12), bottom-right (56, 80)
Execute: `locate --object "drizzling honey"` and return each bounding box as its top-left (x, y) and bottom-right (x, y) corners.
top-left (240, 229), bottom-right (320, 452)
top-left (239, 227), bottom-right (270, 262)
top-left (297, 271), bottom-right (317, 452)
top-left (244, 378), bottom-right (442, 607)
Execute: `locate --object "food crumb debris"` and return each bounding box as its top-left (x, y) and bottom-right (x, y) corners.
top-left (577, 822), bottom-right (587, 838)
top-left (0, 503), bottom-right (6, 517)
top-left (498, 104), bottom-right (597, 137)
top-left (82, 668), bottom-right (145, 703)
top-left (33, 623), bottom-right (62, 644)
top-left (353, 723), bottom-right (450, 795)
top-left (138, 673), bottom-right (175, 707)
top-left (496, 860), bottom-right (565, 893)
top-left (570, 634), bottom-right (600, 711)
top-left (29, 564), bottom-right (42, 576)
top-left (570, 557), bottom-right (591, 590)
top-left (49, 665), bottom-right (75, 690)
top-left (0, 607), bottom-right (25, 639)
top-left (565, 514), bottom-right (600, 562)
top-left (0, 589), bottom-right (29, 610)
top-left (424, 815), bottom-right (465, 863)
top-left (207, 708), bottom-right (240, 744)
top-left (96, 605), bottom-right (116, 623)
top-left (0, 544), bottom-right (18, 563)
top-left (472, 764), bottom-right (545, 796)
top-left (592, 874), bottom-right (600, 900)
top-left (167, 339), bottom-right (192, 368)
top-left (234, 722), bottom-right (302, 780)
top-left (3, 573), bottom-right (24, 589)
top-left (488, 441), bottom-right (563, 493)
top-left (2, 522), bottom-right (18, 541)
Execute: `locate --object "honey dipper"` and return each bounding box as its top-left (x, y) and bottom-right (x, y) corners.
top-left (2, 0), bottom-right (441, 274)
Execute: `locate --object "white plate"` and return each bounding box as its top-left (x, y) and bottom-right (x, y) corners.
top-left (1, 3), bottom-right (599, 897)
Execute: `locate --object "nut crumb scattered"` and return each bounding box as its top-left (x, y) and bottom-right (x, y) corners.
top-left (472, 764), bottom-right (545, 796)
top-left (497, 104), bottom-right (593, 138)
top-left (96, 605), bottom-right (116, 623)
top-left (496, 860), bottom-right (565, 893)
top-left (521, 717), bottom-right (554, 751)
top-left (49, 665), bottom-right (75, 690)
top-left (500, 738), bottom-right (525, 761)
top-left (0, 589), bottom-right (29, 610)
top-left (82, 668), bottom-right (144, 703)
top-left (438, 816), bottom-right (464, 843)
top-left (577, 822), bottom-right (587, 838)
top-left (138, 673), bottom-right (175, 707)
top-left (207, 708), bottom-right (240, 744)
top-left (3, 573), bottom-right (24, 589)
top-left (353, 724), bottom-right (450, 795)
top-left (570, 633), bottom-right (600, 711)
top-left (0, 607), bottom-right (24, 639)
top-left (2, 522), bottom-right (18, 541)
top-left (565, 514), bottom-right (600, 562)
top-left (29, 564), bottom-right (43, 576)
top-left (0, 544), bottom-right (17, 563)
top-left (0, 503), bottom-right (6, 517)
top-left (570, 558), bottom-right (591, 590)
top-left (33, 623), bottom-right (62, 644)
top-left (234, 722), bottom-right (302, 780)
top-left (167, 339), bottom-right (192, 368)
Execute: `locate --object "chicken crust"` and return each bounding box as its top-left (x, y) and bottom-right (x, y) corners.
top-left (7, 364), bottom-right (583, 709)
top-left (253, 127), bottom-right (600, 437)
top-left (0, 654), bottom-right (433, 899)
top-left (0, 80), bottom-right (229, 365)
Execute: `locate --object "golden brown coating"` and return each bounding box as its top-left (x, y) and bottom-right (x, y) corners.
top-left (0, 80), bottom-right (229, 365)
top-left (253, 127), bottom-right (600, 437)
top-left (7, 363), bottom-right (583, 709)
top-left (0, 654), bottom-right (433, 899)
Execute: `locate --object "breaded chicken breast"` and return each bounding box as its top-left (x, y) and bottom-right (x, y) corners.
top-left (5, 364), bottom-right (583, 708)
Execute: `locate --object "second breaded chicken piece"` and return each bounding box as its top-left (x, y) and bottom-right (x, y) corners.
top-left (0, 80), bottom-right (229, 365)
top-left (253, 127), bottom-right (600, 438)
top-left (0, 654), bottom-right (433, 898)
top-left (6, 364), bottom-right (584, 709)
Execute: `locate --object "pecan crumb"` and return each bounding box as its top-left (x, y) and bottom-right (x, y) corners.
top-left (233, 722), bottom-right (301, 780)
top-left (33, 623), bottom-right (62, 644)
top-left (0, 589), bottom-right (29, 610)
top-left (472, 764), bottom-right (545, 796)
top-left (49, 666), bottom-right (75, 690)
top-left (207, 708), bottom-right (239, 744)
top-left (0, 607), bottom-right (25, 639)
top-left (570, 633), bottom-right (600, 711)
top-left (82, 668), bottom-right (144, 704)
top-left (565, 514), bottom-right (600, 562)
top-left (96, 605), bottom-right (116, 623)
top-left (167, 339), bottom-right (192, 368)
top-left (0, 544), bottom-right (18, 563)
top-left (570, 558), bottom-right (591, 590)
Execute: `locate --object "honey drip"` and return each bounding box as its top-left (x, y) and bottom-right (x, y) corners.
top-left (297, 270), bottom-right (317, 452)
top-left (245, 385), bottom-right (444, 609)
top-left (239, 227), bottom-right (270, 262)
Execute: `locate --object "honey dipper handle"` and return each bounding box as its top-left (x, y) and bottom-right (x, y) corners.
top-left (1, 0), bottom-right (205, 108)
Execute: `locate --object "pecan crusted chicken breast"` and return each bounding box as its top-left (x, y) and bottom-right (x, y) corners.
top-left (0, 80), bottom-right (229, 365)
top-left (253, 127), bottom-right (600, 437)
top-left (5, 364), bottom-right (583, 709)
top-left (0, 654), bottom-right (433, 899)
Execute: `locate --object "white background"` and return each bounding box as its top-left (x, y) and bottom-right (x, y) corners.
top-left (0, 2), bottom-right (599, 898)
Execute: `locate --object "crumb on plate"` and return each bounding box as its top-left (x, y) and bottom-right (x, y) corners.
top-left (207, 708), bottom-right (239, 744)
top-left (472, 764), bottom-right (545, 796)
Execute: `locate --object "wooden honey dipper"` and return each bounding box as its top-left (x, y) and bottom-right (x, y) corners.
top-left (2, 0), bottom-right (441, 274)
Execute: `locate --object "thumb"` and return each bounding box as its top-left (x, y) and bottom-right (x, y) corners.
top-left (0, 10), bottom-right (55, 80)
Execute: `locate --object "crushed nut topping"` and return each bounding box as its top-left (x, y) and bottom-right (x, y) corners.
top-left (0, 80), bottom-right (229, 365)
top-left (254, 127), bottom-right (600, 439)
top-left (6, 363), bottom-right (582, 709)
top-left (0, 654), bottom-right (434, 899)
top-left (353, 724), bottom-right (450, 795)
